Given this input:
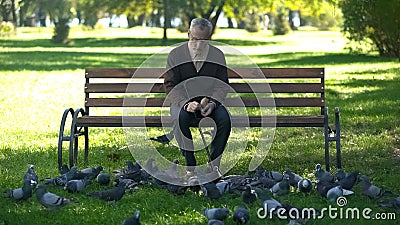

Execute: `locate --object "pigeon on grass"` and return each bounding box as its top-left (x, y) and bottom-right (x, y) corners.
top-left (377, 196), bottom-right (400, 210)
top-left (242, 185), bottom-right (257, 204)
top-left (315, 164), bottom-right (334, 182)
top-left (65, 177), bottom-right (92, 193)
top-left (270, 174), bottom-right (290, 197)
top-left (88, 185), bottom-right (125, 202)
top-left (23, 164), bottom-right (38, 186)
top-left (43, 166), bottom-right (78, 186)
top-left (208, 219), bottom-right (224, 225)
top-left (201, 208), bottom-right (230, 221)
top-left (297, 178), bottom-right (313, 193)
top-left (338, 170), bottom-right (360, 190)
top-left (74, 166), bottom-right (103, 180)
top-left (36, 184), bottom-right (76, 209)
top-left (4, 179), bottom-right (34, 200)
top-left (233, 206), bottom-right (250, 224)
top-left (149, 131), bottom-right (174, 144)
top-left (96, 173), bottom-right (111, 186)
top-left (285, 168), bottom-right (303, 190)
top-left (122, 210), bottom-right (141, 225)
top-left (360, 175), bottom-right (392, 199)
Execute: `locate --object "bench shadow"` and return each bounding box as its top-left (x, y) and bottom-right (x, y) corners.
top-left (0, 37), bottom-right (279, 48)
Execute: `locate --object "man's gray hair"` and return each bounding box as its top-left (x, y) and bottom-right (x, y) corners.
top-left (189, 18), bottom-right (213, 35)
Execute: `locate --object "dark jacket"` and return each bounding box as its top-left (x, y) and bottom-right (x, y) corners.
top-left (164, 43), bottom-right (229, 107)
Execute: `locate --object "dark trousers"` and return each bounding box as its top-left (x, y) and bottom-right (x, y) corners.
top-left (170, 105), bottom-right (231, 171)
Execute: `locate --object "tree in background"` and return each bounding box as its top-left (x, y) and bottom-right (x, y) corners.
top-left (38, 0), bottom-right (72, 43)
top-left (340, 0), bottom-right (400, 58)
top-left (244, 9), bottom-right (259, 32)
top-left (272, 8), bottom-right (290, 35)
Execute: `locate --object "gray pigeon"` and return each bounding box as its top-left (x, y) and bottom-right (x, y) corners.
top-left (316, 180), bottom-right (338, 196)
top-left (4, 179), bottom-right (34, 200)
top-left (65, 178), bottom-right (92, 193)
top-left (167, 183), bottom-right (188, 195)
top-left (144, 158), bottom-right (158, 174)
top-left (377, 196), bottom-right (400, 210)
top-left (335, 168), bottom-right (349, 181)
top-left (59, 164), bottom-right (70, 175)
top-left (360, 175), bottom-right (390, 199)
top-left (285, 168), bottom-right (303, 190)
top-left (163, 159), bottom-right (179, 179)
top-left (96, 173), bottom-right (111, 186)
top-left (338, 170), bottom-right (359, 190)
top-left (216, 181), bottom-right (230, 195)
top-left (270, 174), bottom-right (290, 197)
top-left (315, 164), bottom-right (334, 182)
top-left (114, 161), bottom-right (141, 176)
top-left (250, 176), bottom-right (277, 189)
top-left (242, 185), bottom-right (257, 204)
top-left (326, 185), bottom-right (354, 203)
top-left (43, 166), bottom-right (78, 186)
top-left (122, 210), bottom-right (141, 225)
top-left (326, 186), bottom-right (344, 203)
top-left (201, 181), bottom-right (222, 199)
top-left (297, 178), bottom-right (313, 193)
top-left (233, 206), bottom-right (250, 224)
top-left (266, 170), bottom-right (283, 182)
top-left (208, 219), bottom-right (224, 225)
top-left (23, 164), bottom-right (38, 186)
top-left (75, 166), bottom-right (103, 180)
top-left (201, 208), bottom-right (230, 221)
top-left (115, 177), bottom-right (138, 190)
top-left (88, 185), bottom-right (125, 202)
top-left (261, 195), bottom-right (282, 216)
top-left (36, 184), bottom-right (75, 209)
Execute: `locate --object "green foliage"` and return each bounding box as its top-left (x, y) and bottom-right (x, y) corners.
top-left (340, 0), bottom-right (400, 58)
top-left (244, 10), bottom-right (260, 32)
top-left (272, 12), bottom-right (290, 35)
top-left (0, 21), bottom-right (14, 35)
top-left (302, 2), bottom-right (343, 31)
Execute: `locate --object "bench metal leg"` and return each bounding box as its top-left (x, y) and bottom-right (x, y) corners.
top-left (69, 108), bottom-right (87, 167)
top-left (324, 107), bottom-right (342, 172)
top-left (334, 107), bottom-right (341, 169)
top-left (324, 107), bottom-right (331, 171)
top-left (57, 108), bottom-right (74, 172)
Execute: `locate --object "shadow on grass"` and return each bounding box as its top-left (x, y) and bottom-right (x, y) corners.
top-left (255, 52), bottom-right (396, 67)
top-left (325, 76), bottom-right (400, 132)
top-left (0, 51), bottom-right (152, 70)
top-left (0, 37), bottom-right (279, 48)
top-left (2, 51), bottom-right (396, 72)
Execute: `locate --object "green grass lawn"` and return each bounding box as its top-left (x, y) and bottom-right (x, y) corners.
top-left (0, 26), bottom-right (399, 225)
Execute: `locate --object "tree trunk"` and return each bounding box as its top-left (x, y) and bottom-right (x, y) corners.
top-left (162, 0), bottom-right (168, 43)
top-left (208, 0), bottom-right (225, 36)
top-left (52, 18), bottom-right (70, 44)
top-left (11, 0), bottom-right (16, 24)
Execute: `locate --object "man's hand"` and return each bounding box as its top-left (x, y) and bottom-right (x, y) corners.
top-left (201, 102), bottom-right (216, 117)
top-left (184, 101), bottom-right (200, 112)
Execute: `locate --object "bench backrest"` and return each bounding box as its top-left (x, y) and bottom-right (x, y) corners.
top-left (84, 68), bottom-right (325, 127)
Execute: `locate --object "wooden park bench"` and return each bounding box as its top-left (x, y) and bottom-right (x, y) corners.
top-left (57, 67), bottom-right (341, 171)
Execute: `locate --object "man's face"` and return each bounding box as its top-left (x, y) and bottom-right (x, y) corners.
top-left (188, 25), bottom-right (210, 56)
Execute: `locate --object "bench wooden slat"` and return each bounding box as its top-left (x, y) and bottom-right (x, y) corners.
top-left (85, 68), bottom-right (324, 79)
top-left (85, 83), bottom-right (323, 94)
top-left (86, 97), bottom-right (324, 107)
top-left (75, 115), bottom-right (325, 127)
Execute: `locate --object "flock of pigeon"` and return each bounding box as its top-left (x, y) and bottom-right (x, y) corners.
top-left (4, 160), bottom-right (400, 225)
